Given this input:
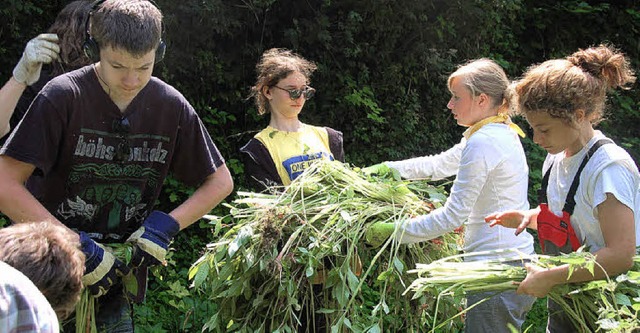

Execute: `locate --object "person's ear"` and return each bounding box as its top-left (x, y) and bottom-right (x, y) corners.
top-left (477, 93), bottom-right (490, 108)
top-left (262, 86), bottom-right (273, 100)
top-left (575, 108), bottom-right (587, 122)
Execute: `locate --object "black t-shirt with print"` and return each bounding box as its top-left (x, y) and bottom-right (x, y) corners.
top-left (1, 65), bottom-right (225, 242)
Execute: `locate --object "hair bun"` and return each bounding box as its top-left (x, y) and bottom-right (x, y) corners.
top-left (568, 55), bottom-right (603, 78)
top-left (567, 44), bottom-right (636, 89)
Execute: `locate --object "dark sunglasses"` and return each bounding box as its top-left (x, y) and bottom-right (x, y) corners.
top-left (272, 85), bottom-right (316, 100)
top-left (112, 117), bottom-right (131, 162)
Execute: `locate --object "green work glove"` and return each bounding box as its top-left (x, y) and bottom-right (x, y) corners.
top-left (362, 163), bottom-right (401, 180)
top-left (365, 221), bottom-right (396, 248)
top-left (362, 163), bottom-right (389, 175)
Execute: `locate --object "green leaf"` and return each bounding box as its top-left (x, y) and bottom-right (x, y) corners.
top-left (217, 264), bottom-right (234, 284)
top-left (346, 268), bottom-right (359, 294)
top-left (306, 265), bottom-right (315, 278)
top-left (122, 271), bottom-right (138, 297)
top-left (203, 312), bottom-right (219, 331)
top-left (187, 262), bottom-right (200, 281)
top-left (228, 226), bottom-right (253, 258)
top-left (367, 324), bottom-right (381, 333)
top-left (376, 268), bottom-right (395, 281)
top-left (214, 247), bottom-right (226, 262)
top-left (192, 261), bottom-right (210, 289)
top-left (245, 251), bottom-right (256, 268)
top-left (597, 318), bottom-right (619, 330)
top-left (252, 292), bottom-right (265, 307)
top-left (393, 257), bottom-right (405, 274)
top-left (242, 278), bottom-right (254, 300)
top-left (427, 187), bottom-right (448, 202)
top-left (225, 278), bottom-right (244, 297)
top-left (382, 301), bottom-right (390, 314)
top-left (340, 210), bottom-right (353, 222)
top-left (616, 293), bottom-right (632, 306)
top-left (333, 279), bottom-right (349, 306)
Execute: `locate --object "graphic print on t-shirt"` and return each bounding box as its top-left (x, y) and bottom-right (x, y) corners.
top-left (74, 132), bottom-right (169, 163)
top-left (255, 125), bottom-right (335, 185)
top-left (56, 127), bottom-right (169, 240)
top-left (282, 151), bottom-right (333, 182)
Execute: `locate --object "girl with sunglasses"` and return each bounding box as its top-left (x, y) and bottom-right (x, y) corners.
top-left (364, 58), bottom-right (536, 332)
top-left (240, 48), bottom-right (347, 332)
top-left (486, 44), bottom-right (639, 331)
top-left (241, 48), bottom-right (345, 191)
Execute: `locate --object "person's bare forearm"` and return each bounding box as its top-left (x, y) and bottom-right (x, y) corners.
top-left (0, 156), bottom-right (61, 226)
top-left (0, 180), bottom-right (56, 224)
top-left (0, 77), bottom-right (27, 137)
top-left (169, 165), bottom-right (234, 230)
top-left (540, 246), bottom-right (634, 288)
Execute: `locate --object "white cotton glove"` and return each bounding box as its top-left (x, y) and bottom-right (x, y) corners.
top-left (12, 33), bottom-right (60, 86)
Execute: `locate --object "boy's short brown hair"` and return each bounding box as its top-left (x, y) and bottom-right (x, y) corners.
top-left (90, 0), bottom-right (163, 57)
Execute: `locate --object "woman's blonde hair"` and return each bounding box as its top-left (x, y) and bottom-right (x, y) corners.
top-left (448, 58), bottom-right (509, 110)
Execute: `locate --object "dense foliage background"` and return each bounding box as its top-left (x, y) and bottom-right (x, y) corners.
top-left (1, 0), bottom-right (639, 331)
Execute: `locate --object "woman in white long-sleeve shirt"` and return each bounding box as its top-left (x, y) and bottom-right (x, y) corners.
top-left (364, 58), bottom-right (536, 333)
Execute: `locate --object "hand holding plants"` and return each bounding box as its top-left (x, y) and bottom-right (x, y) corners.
top-left (516, 262), bottom-right (557, 298)
top-left (362, 163), bottom-right (402, 180)
top-left (79, 232), bottom-right (130, 297)
top-left (364, 221), bottom-right (396, 247)
top-left (127, 211), bottom-right (180, 267)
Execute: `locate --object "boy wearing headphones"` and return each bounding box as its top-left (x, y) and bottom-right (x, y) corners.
top-left (0, 0), bottom-right (233, 331)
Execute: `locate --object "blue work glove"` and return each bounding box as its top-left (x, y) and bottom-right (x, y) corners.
top-left (364, 221), bottom-right (396, 248)
top-left (362, 163), bottom-right (401, 180)
top-left (80, 232), bottom-right (130, 297)
top-left (126, 211), bottom-right (180, 268)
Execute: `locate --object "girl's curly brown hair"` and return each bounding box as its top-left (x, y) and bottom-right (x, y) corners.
top-left (510, 44), bottom-right (636, 125)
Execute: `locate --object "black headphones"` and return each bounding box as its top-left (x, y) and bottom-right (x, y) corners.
top-left (83, 0), bottom-right (166, 63)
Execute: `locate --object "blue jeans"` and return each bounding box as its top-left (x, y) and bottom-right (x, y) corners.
top-left (465, 289), bottom-right (535, 333)
top-left (95, 284), bottom-right (133, 333)
top-left (464, 260), bottom-right (535, 333)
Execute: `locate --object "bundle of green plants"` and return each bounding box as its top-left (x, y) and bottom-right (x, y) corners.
top-left (189, 160), bottom-right (463, 332)
top-left (71, 243), bottom-right (136, 333)
top-left (406, 248), bottom-right (640, 332)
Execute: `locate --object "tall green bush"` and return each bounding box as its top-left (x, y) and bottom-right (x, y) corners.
top-left (1, 0), bottom-right (639, 331)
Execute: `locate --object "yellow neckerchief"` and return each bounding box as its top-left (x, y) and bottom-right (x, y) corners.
top-left (463, 113), bottom-right (526, 139)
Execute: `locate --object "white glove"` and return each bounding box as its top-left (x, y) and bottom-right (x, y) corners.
top-left (12, 33), bottom-right (60, 86)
